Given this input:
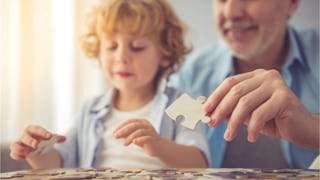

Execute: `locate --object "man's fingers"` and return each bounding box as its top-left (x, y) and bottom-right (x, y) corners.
top-left (224, 120), bottom-right (241, 141)
top-left (225, 84), bottom-right (272, 140)
top-left (211, 77), bottom-right (263, 126)
top-left (229, 84), bottom-right (270, 123)
top-left (247, 94), bottom-right (281, 142)
top-left (203, 71), bottom-right (255, 114)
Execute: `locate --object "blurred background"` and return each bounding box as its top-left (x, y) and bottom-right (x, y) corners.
top-left (1, 0), bottom-right (319, 145)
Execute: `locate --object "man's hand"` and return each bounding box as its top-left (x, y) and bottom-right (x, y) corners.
top-left (203, 69), bottom-right (318, 149)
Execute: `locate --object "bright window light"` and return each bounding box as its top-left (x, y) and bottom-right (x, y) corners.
top-left (52, 0), bottom-right (75, 134)
top-left (0, 0), bottom-right (20, 143)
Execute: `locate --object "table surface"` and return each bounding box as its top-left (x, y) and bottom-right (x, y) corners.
top-left (0, 168), bottom-right (319, 179)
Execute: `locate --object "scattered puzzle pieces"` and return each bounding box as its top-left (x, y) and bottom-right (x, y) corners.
top-left (165, 93), bottom-right (210, 129)
top-left (1, 168), bottom-right (318, 180)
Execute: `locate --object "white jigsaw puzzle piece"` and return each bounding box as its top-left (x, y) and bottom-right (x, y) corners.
top-left (165, 93), bottom-right (211, 130)
top-left (28, 134), bottom-right (60, 157)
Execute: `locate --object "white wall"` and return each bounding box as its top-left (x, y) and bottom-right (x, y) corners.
top-left (170, 0), bottom-right (319, 51)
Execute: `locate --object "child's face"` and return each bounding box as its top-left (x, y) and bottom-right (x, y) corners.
top-left (99, 32), bottom-right (169, 93)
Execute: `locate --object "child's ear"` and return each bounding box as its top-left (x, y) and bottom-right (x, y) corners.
top-left (160, 59), bottom-right (171, 68)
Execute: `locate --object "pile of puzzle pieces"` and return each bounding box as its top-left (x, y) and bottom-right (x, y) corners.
top-left (1, 168), bottom-right (319, 179)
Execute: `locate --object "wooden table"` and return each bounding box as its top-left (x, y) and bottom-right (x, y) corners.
top-left (0, 167), bottom-right (319, 179)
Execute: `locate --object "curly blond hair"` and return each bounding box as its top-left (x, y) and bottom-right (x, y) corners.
top-left (81, 0), bottom-right (191, 77)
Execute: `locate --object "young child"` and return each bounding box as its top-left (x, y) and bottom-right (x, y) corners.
top-left (10, 0), bottom-right (210, 169)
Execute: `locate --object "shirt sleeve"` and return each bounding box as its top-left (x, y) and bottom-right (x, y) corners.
top-left (55, 127), bottom-right (79, 168)
top-left (174, 121), bottom-right (211, 166)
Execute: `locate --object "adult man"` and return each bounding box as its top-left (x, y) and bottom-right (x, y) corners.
top-left (170, 0), bottom-right (319, 168)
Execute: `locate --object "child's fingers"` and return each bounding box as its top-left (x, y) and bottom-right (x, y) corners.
top-left (133, 136), bottom-right (152, 146)
top-left (113, 123), bottom-right (139, 139)
top-left (25, 125), bottom-right (52, 139)
top-left (19, 125), bottom-right (53, 149)
top-left (133, 136), bottom-right (160, 157)
top-left (123, 129), bottom-right (151, 146)
top-left (113, 119), bottom-right (139, 134)
top-left (20, 132), bottom-right (40, 149)
top-left (113, 119), bottom-right (150, 138)
top-left (57, 135), bottom-right (66, 143)
top-left (10, 142), bottom-right (30, 160)
top-left (10, 152), bottom-right (27, 160)
top-left (11, 125), bottom-right (64, 160)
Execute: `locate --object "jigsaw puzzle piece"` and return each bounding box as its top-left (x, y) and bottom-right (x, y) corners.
top-left (28, 134), bottom-right (60, 157)
top-left (196, 96), bottom-right (210, 123)
top-left (165, 93), bottom-right (211, 129)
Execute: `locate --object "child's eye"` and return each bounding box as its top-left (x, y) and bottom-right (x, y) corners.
top-left (106, 44), bottom-right (117, 50)
top-left (131, 46), bottom-right (145, 52)
top-left (102, 41), bottom-right (117, 51)
top-left (109, 46), bottom-right (117, 50)
top-left (105, 46), bottom-right (117, 51)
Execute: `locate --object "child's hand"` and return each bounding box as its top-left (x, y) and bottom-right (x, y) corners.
top-left (113, 119), bottom-right (164, 157)
top-left (10, 125), bottom-right (66, 160)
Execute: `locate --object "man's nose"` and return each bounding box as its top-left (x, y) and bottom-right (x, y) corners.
top-left (224, 0), bottom-right (245, 19)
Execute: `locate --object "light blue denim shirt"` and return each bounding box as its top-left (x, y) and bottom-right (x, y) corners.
top-left (169, 25), bottom-right (319, 168)
top-left (55, 80), bottom-right (210, 168)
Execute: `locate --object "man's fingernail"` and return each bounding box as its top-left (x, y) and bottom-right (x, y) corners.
top-left (248, 135), bottom-right (257, 142)
top-left (204, 102), bottom-right (212, 112)
top-left (224, 130), bottom-right (231, 141)
top-left (208, 118), bottom-right (216, 127)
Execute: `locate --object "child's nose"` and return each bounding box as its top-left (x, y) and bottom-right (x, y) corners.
top-left (115, 47), bottom-right (130, 63)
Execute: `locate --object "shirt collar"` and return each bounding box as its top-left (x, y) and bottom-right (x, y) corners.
top-left (284, 25), bottom-right (309, 70)
top-left (90, 77), bottom-right (169, 113)
top-left (217, 25), bottom-right (309, 78)
top-left (90, 89), bottom-right (113, 113)
top-left (217, 41), bottom-right (235, 79)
